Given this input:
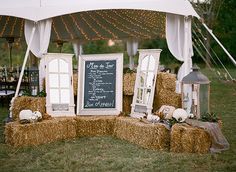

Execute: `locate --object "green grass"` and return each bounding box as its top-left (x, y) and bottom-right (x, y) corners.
top-left (0, 68), bottom-right (236, 172)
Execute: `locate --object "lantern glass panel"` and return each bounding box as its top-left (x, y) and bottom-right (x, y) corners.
top-left (199, 84), bottom-right (209, 115)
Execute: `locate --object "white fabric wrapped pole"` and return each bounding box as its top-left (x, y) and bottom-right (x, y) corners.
top-left (73, 42), bottom-right (83, 60)
top-left (127, 40), bottom-right (138, 70)
top-left (25, 19), bottom-right (52, 91)
top-left (166, 14), bottom-right (193, 112)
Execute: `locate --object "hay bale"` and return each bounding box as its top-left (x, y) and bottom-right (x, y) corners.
top-left (156, 72), bottom-right (176, 92)
top-left (170, 123), bottom-right (211, 153)
top-left (123, 72), bottom-right (136, 95)
top-left (12, 96), bottom-right (46, 120)
top-left (75, 116), bottom-right (116, 137)
top-left (154, 89), bottom-right (181, 110)
top-left (4, 118), bottom-right (77, 147)
top-left (123, 95), bottom-right (133, 114)
top-left (114, 117), bottom-right (170, 150)
top-left (73, 73), bottom-right (78, 96)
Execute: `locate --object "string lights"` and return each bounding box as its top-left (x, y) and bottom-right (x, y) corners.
top-left (0, 9), bottom-right (166, 42)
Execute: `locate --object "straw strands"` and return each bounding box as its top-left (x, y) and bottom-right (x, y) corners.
top-left (4, 118), bottom-right (77, 147)
top-left (75, 116), bottom-right (116, 137)
top-left (114, 117), bottom-right (170, 150)
top-left (123, 72), bottom-right (136, 95)
top-left (170, 123), bottom-right (211, 153)
top-left (12, 96), bottom-right (46, 120)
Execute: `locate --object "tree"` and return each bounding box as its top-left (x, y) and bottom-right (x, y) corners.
top-left (190, 0), bottom-right (225, 65)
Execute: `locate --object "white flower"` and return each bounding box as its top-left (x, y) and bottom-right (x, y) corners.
top-left (147, 114), bottom-right (160, 123)
top-left (173, 108), bottom-right (188, 122)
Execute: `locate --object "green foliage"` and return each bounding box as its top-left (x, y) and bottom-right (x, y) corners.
top-left (37, 90), bottom-right (47, 97)
top-left (200, 112), bottom-right (219, 122)
top-left (123, 67), bottom-right (136, 74)
top-left (21, 89), bottom-right (31, 96)
top-left (22, 89), bottom-right (46, 97)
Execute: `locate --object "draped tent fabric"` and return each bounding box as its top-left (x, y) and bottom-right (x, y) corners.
top-left (166, 13), bottom-right (193, 112)
top-left (166, 14), bottom-right (193, 90)
top-left (24, 19), bottom-right (52, 57)
top-left (0, 0), bottom-right (199, 22)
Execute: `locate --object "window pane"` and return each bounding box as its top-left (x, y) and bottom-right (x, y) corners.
top-left (60, 74), bottom-right (70, 88)
top-left (146, 72), bottom-right (154, 87)
top-left (61, 89), bottom-right (70, 103)
top-left (59, 59), bottom-right (69, 73)
top-left (50, 89), bottom-right (59, 103)
top-left (49, 59), bottom-right (58, 72)
top-left (141, 56), bottom-right (149, 71)
top-left (149, 55), bottom-right (155, 71)
top-left (49, 74), bottom-right (59, 88)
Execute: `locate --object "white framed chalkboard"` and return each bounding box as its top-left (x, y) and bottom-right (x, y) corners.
top-left (77, 53), bottom-right (123, 115)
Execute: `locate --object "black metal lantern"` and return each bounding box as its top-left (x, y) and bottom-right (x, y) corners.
top-left (181, 65), bottom-right (210, 119)
top-left (28, 66), bottom-right (39, 96)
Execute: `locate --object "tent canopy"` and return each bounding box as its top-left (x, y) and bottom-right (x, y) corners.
top-left (0, 10), bottom-right (166, 42)
top-left (0, 0), bottom-right (199, 22)
top-left (0, 0), bottom-right (199, 42)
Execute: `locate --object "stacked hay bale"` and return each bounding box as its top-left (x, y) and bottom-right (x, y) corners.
top-left (73, 73), bottom-right (78, 96)
top-left (153, 72), bottom-right (182, 111)
top-left (170, 123), bottom-right (211, 153)
top-left (4, 118), bottom-right (77, 147)
top-left (114, 117), bottom-right (170, 150)
top-left (75, 116), bottom-right (116, 137)
top-left (123, 72), bottom-right (136, 114)
top-left (12, 96), bottom-right (46, 120)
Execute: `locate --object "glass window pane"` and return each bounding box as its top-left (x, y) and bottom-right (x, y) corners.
top-left (50, 89), bottom-right (59, 103)
top-left (140, 72), bottom-right (146, 87)
top-left (61, 89), bottom-right (70, 103)
top-left (146, 72), bottom-right (154, 87)
top-left (149, 55), bottom-right (155, 71)
top-left (59, 59), bottom-right (69, 73)
top-left (49, 59), bottom-right (58, 72)
top-left (141, 56), bottom-right (149, 71)
top-left (60, 74), bottom-right (70, 88)
top-left (49, 74), bottom-right (59, 88)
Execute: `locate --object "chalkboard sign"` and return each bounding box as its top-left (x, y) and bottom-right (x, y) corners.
top-left (77, 53), bottom-right (123, 115)
top-left (84, 60), bottom-right (116, 109)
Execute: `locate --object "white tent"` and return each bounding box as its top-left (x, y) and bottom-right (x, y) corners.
top-left (0, 0), bottom-right (200, 97)
top-left (0, 0), bottom-right (199, 21)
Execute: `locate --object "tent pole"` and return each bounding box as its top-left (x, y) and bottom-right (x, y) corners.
top-left (201, 22), bottom-right (236, 67)
top-left (14, 24), bottom-right (36, 98)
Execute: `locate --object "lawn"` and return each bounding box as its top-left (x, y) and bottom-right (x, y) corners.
top-left (0, 68), bottom-right (236, 172)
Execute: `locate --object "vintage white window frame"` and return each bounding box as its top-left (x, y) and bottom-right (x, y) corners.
top-left (77, 53), bottom-right (123, 115)
top-left (44, 53), bottom-right (75, 117)
top-left (131, 49), bottom-right (162, 118)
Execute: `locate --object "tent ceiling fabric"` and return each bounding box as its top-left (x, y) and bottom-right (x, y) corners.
top-left (0, 0), bottom-right (199, 22)
top-left (0, 9), bottom-right (165, 42)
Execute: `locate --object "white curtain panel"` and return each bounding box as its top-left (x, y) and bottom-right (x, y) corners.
top-left (25, 19), bottom-right (52, 91)
top-left (127, 40), bottom-right (138, 70)
top-left (24, 19), bottom-right (52, 58)
top-left (166, 13), bottom-right (193, 90)
top-left (166, 14), bottom-right (193, 112)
